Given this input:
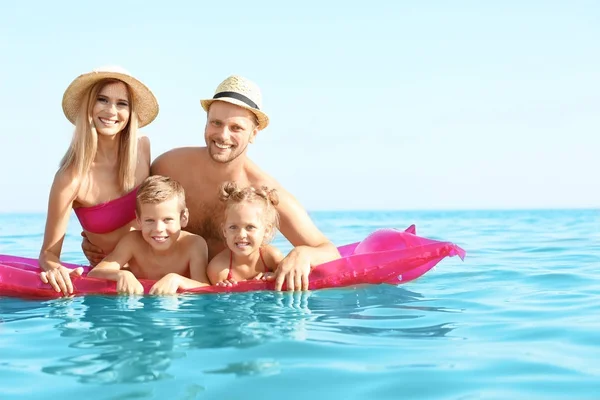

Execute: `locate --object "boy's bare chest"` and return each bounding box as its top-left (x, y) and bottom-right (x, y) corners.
top-left (129, 253), bottom-right (190, 280)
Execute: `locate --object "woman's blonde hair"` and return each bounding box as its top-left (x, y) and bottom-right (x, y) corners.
top-left (58, 78), bottom-right (139, 192)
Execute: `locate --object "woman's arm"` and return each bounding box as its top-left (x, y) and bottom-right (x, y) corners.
top-left (38, 170), bottom-right (81, 295)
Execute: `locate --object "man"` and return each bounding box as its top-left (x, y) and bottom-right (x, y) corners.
top-left (84, 75), bottom-right (340, 291)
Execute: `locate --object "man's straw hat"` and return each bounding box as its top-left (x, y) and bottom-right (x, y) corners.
top-left (200, 75), bottom-right (269, 130)
top-left (62, 65), bottom-right (159, 127)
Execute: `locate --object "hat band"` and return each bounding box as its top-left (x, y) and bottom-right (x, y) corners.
top-left (213, 91), bottom-right (259, 110)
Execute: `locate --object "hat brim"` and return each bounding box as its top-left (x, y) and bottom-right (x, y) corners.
top-left (200, 98), bottom-right (269, 130)
top-left (62, 71), bottom-right (159, 128)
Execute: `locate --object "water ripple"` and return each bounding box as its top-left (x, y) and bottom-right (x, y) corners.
top-left (1, 210), bottom-right (599, 399)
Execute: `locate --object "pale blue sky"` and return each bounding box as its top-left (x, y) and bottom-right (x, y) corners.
top-left (0, 1), bottom-right (598, 212)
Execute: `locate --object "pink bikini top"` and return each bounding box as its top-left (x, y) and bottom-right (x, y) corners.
top-left (73, 187), bottom-right (139, 234)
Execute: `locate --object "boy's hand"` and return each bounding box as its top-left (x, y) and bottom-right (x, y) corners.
top-left (149, 273), bottom-right (181, 295)
top-left (116, 271), bottom-right (144, 295)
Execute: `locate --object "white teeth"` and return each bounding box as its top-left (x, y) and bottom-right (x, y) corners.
top-left (214, 142), bottom-right (232, 149)
top-left (99, 117), bottom-right (117, 125)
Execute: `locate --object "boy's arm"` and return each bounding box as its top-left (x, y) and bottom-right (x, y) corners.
top-left (87, 233), bottom-right (144, 295)
top-left (87, 233), bottom-right (135, 281)
top-left (148, 274), bottom-right (209, 295)
top-left (149, 236), bottom-right (210, 295)
top-left (150, 274), bottom-right (209, 295)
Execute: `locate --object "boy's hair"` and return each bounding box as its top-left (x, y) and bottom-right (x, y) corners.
top-left (219, 181), bottom-right (280, 243)
top-left (136, 175), bottom-right (186, 215)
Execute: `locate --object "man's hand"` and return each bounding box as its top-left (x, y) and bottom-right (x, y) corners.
top-left (274, 247), bottom-right (311, 292)
top-left (81, 232), bottom-right (105, 266)
top-left (40, 266), bottom-right (84, 296)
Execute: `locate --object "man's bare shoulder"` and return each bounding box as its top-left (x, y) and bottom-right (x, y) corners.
top-left (244, 160), bottom-right (300, 212)
top-left (246, 160), bottom-right (284, 191)
top-left (151, 147), bottom-right (207, 175)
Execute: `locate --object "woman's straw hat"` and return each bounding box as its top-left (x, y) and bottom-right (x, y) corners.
top-left (200, 75), bottom-right (269, 130)
top-left (62, 65), bottom-right (159, 128)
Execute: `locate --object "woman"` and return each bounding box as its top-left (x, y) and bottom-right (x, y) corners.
top-left (39, 65), bottom-right (159, 295)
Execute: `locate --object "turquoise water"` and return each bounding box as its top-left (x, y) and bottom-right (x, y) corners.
top-left (1, 210), bottom-right (599, 399)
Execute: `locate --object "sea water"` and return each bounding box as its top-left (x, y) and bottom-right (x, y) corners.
top-left (0, 210), bottom-right (599, 399)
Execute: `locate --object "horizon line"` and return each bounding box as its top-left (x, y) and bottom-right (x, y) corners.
top-left (1, 207), bottom-right (598, 216)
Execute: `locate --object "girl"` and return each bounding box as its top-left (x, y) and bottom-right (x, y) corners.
top-left (38, 65), bottom-right (159, 295)
top-left (207, 182), bottom-right (284, 286)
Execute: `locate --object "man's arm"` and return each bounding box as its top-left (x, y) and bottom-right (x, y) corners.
top-left (273, 187), bottom-right (341, 291)
top-left (81, 233), bottom-right (105, 266)
top-left (150, 147), bottom-right (183, 177)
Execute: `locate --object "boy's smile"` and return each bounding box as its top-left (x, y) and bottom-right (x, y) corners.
top-left (138, 197), bottom-right (185, 251)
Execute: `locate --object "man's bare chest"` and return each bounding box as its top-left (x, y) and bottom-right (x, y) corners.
top-left (183, 185), bottom-right (225, 240)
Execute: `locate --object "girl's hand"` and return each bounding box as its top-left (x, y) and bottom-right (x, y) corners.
top-left (215, 279), bottom-right (238, 287)
top-left (252, 272), bottom-right (275, 281)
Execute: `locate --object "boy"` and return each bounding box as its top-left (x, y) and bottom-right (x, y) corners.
top-left (88, 175), bottom-right (210, 295)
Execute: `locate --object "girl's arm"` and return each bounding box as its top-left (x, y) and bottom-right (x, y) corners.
top-left (266, 245), bottom-right (285, 272)
top-left (250, 246), bottom-right (285, 283)
top-left (206, 252), bottom-right (231, 285)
